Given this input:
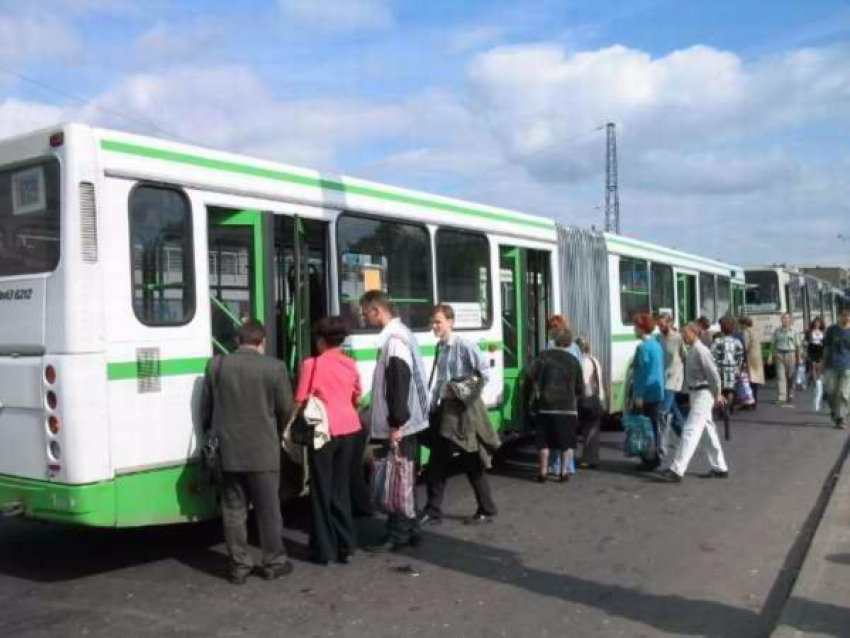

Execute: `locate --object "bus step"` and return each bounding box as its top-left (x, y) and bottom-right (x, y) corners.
top-left (0, 501), bottom-right (24, 517)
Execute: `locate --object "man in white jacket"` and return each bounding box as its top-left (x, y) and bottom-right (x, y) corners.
top-left (360, 290), bottom-right (429, 552)
top-left (659, 322), bottom-right (729, 483)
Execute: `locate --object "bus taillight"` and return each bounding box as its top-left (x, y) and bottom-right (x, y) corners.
top-left (46, 391), bottom-right (58, 410)
top-left (45, 365), bottom-right (56, 385)
top-left (48, 416), bottom-right (60, 434)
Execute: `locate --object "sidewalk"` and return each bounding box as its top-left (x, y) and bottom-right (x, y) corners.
top-left (772, 432), bottom-right (850, 638)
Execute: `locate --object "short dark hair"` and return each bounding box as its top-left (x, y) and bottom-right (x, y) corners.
top-left (551, 327), bottom-right (573, 347)
top-left (719, 316), bottom-right (735, 335)
top-left (431, 303), bottom-right (455, 321)
top-left (697, 316), bottom-right (711, 330)
top-left (316, 316), bottom-right (350, 347)
top-left (739, 316), bottom-right (752, 327)
top-left (359, 290), bottom-right (395, 315)
top-left (237, 319), bottom-right (265, 345)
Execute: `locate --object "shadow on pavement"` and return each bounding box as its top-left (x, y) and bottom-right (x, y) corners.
top-left (0, 520), bottom-right (226, 583)
top-left (825, 552), bottom-right (850, 566)
top-left (412, 530), bottom-right (765, 638)
top-left (780, 598), bottom-right (850, 638)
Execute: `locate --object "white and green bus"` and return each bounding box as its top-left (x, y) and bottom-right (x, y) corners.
top-left (0, 124), bottom-right (744, 527)
top-left (744, 267), bottom-right (847, 365)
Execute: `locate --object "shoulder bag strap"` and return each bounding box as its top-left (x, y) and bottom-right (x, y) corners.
top-left (210, 355), bottom-right (225, 434)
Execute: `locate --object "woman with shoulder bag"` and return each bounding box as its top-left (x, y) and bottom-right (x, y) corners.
top-left (576, 338), bottom-right (606, 469)
top-left (294, 316), bottom-right (362, 565)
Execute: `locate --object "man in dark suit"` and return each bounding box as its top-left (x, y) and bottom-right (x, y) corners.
top-left (201, 319), bottom-right (295, 584)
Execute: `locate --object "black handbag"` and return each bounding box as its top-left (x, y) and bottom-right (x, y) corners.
top-left (201, 356), bottom-right (225, 485)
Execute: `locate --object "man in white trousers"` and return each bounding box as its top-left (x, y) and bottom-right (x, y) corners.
top-left (659, 322), bottom-right (729, 483)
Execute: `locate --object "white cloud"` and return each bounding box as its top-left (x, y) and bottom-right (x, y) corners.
top-left (278, 0), bottom-right (394, 33)
top-left (0, 14), bottom-right (82, 64)
top-left (133, 19), bottom-right (225, 67)
top-left (0, 99), bottom-right (69, 139)
top-left (466, 43), bottom-right (850, 188)
top-left (81, 65), bottom-right (407, 168)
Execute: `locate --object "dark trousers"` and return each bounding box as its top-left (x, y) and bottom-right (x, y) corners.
top-left (350, 426), bottom-right (373, 517)
top-left (308, 432), bottom-right (357, 562)
top-left (425, 435), bottom-right (497, 519)
top-left (221, 471), bottom-right (288, 575)
top-left (385, 436), bottom-right (421, 544)
top-left (580, 415), bottom-right (602, 465)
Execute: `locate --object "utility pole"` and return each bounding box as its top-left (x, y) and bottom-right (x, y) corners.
top-left (604, 122), bottom-right (620, 234)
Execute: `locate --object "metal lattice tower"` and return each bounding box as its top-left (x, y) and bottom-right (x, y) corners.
top-left (604, 122), bottom-right (620, 234)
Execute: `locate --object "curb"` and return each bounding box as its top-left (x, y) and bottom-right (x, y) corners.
top-left (771, 432), bottom-right (850, 637)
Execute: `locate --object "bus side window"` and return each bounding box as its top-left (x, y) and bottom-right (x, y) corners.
top-left (620, 257), bottom-right (649, 325)
top-left (129, 185), bottom-right (196, 326)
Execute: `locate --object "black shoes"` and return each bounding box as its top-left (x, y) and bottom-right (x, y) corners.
top-left (657, 469), bottom-right (683, 483)
top-left (463, 513), bottom-right (495, 525)
top-left (700, 469), bottom-right (730, 479)
top-left (228, 570), bottom-right (249, 585)
top-left (535, 474), bottom-right (546, 484)
top-left (836, 420), bottom-right (846, 430)
top-left (365, 537), bottom-right (419, 553)
top-left (229, 560), bottom-right (294, 584)
top-left (418, 512), bottom-right (442, 526)
top-left (558, 474), bottom-right (570, 483)
top-left (261, 561), bottom-right (294, 580)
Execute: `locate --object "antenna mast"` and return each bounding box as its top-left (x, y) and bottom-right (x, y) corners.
top-left (604, 122), bottom-right (620, 234)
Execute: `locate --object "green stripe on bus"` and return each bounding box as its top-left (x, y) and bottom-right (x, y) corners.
top-left (107, 342), bottom-right (503, 379)
top-left (107, 357), bottom-right (209, 381)
top-left (101, 140), bottom-right (555, 230)
top-left (612, 334), bottom-right (639, 342)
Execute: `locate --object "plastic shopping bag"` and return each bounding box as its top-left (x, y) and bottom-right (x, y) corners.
top-left (735, 372), bottom-right (755, 406)
top-left (371, 448), bottom-right (416, 519)
top-left (794, 363), bottom-right (807, 389)
top-left (623, 414), bottom-right (656, 458)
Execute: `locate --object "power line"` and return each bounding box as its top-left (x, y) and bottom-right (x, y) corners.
top-left (0, 65), bottom-right (198, 145)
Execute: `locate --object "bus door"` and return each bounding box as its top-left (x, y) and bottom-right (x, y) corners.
top-left (499, 246), bottom-right (550, 430)
top-left (677, 272), bottom-right (697, 325)
top-left (273, 215), bottom-right (329, 381)
top-left (207, 208), bottom-right (272, 355)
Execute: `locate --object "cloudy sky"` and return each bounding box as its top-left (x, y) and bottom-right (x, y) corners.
top-left (2, 0), bottom-right (850, 267)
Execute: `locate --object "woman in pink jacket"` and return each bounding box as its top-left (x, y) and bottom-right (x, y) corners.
top-left (295, 316), bottom-right (362, 565)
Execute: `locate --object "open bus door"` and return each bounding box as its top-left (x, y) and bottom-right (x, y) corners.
top-left (207, 208), bottom-right (273, 355)
top-left (677, 273), bottom-right (696, 326)
top-left (207, 209), bottom-right (328, 383)
top-left (499, 246), bottom-right (550, 432)
top-left (273, 215), bottom-right (328, 382)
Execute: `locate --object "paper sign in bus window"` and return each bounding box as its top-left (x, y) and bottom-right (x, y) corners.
top-left (12, 167), bottom-right (47, 215)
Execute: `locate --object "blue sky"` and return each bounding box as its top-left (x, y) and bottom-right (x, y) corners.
top-left (2, 0), bottom-right (850, 266)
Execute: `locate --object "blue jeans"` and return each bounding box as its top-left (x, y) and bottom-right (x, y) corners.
top-left (662, 390), bottom-right (684, 437)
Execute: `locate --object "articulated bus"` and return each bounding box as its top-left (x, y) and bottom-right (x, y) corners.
top-left (0, 124), bottom-right (744, 527)
top-left (744, 267), bottom-right (847, 365)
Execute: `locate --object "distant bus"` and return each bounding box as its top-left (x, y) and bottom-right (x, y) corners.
top-left (744, 267), bottom-right (847, 366)
top-left (0, 124), bottom-right (744, 527)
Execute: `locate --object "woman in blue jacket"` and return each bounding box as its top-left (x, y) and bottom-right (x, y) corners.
top-left (632, 312), bottom-right (666, 470)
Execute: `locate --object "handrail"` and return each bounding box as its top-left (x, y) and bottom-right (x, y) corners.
top-left (210, 294), bottom-right (242, 328)
top-left (212, 337), bottom-right (229, 355)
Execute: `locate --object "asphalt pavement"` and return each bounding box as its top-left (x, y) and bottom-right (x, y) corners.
top-left (0, 383), bottom-right (847, 638)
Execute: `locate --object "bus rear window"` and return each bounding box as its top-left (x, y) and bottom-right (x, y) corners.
top-left (0, 159), bottom-right (60, 277)
top-left (745, 271), bottom-right (780, 313)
